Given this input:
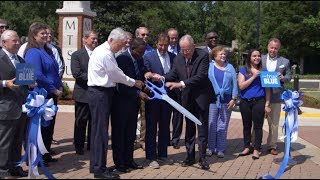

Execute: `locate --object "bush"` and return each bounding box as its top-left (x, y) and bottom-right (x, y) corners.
top-left (61, 82), bottom-right (70, 100)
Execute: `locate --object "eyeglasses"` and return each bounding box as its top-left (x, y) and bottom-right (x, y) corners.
top-left (0, 25), bottom-right (9, 29)
top-left (180, 49), bottom-right (192, 53)
top-left (207, 36), bottom-right (218, 40)
top-left (141, 33), bottom-right (149, 36)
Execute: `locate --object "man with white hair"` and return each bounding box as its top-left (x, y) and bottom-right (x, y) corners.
top-left (0, 30), bottom-right (29, 178)
top-left (87, 27), bottom-right (144, 179)
top-left (153, 34), bottom-right (214, 170)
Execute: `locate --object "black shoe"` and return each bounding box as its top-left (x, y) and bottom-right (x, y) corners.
top-left (172, 144), bottom-right (180, 149)
top-left (9, 168), bottom-right (28, 177)
top-left (181, 159), bottom-right (195, 167)
top-left (126, 161), bottom-right (143, 169)
top-left (50, 150), bottom-right (56, 155)
top-left (44, 157), bottom-right (58, 163)
top-left (75, 148), bottom-right (84, 155)
top-left (114, 165), bottom-right (131, 173)
top-left (94, 171), bottom-right (120, 179)
top-left (198, 158), bottom-right (209, 170)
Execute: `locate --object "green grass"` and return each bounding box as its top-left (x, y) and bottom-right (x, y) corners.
top-left (298, 74), bottom-right (320, 79)
top-left (302, 91), bottom-right (320, 99)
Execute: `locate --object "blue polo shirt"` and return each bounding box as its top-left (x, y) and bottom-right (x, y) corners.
top-left (239, 66), bottom-right (265, 99)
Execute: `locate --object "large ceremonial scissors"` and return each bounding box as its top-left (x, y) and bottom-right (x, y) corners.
top-left (145, 79), bottom-right (202, 126)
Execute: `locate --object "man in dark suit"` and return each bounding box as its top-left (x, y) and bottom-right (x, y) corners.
top-left (203, 31), bottom-right (218, 54)
top-left (0, 30), bottom-right (29, 178)
top-left (71, 31), bottom-right (98, 155)
top-left (143, 33), bottom-right (176, 169)
top-left (154, 34), bottom-right (214, 170)
top-left (167, 28), bottom-right (183, 149)
top-left (111, 38), bottom-right (150, 173)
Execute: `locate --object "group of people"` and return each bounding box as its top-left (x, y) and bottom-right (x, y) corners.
top-left (0, 17), bottom-right (291, 179)
top-left (0, 19), bottom-right (65, 178)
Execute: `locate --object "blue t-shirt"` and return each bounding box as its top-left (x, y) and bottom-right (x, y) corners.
top-left (239, 67), bottom-right (265, 99)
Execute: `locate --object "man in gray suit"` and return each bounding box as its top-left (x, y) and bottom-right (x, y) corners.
top-left (0, 30), bottom-right (29, 178)
top-left (71, 31), bottom-right (98, 155)
top-left (261, 38), bottom-right (291, 155)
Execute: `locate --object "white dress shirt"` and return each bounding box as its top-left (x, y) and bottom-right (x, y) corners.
top-left (87, 41), bottom-right (135, 88)
top-left (85, 45), bottom-right (93, 57)
top-left (17, 42), bottom-right (27, 58)
top-left (266, 54), bottom-right (277, 72)
top-left (2, 48), bottom-right (20, 87)
top-left (157, 50), bottom-right (171, 74)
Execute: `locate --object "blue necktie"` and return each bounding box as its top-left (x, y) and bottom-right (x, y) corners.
top-left (133, 60), bottom-right (139, 76)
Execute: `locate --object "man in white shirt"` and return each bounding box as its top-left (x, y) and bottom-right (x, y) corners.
top-left (261, 38), bottom-right (291, 156)
top-left (167, 28), bottom-right (180, 55)
top-left (87, 27), bottom-right (144, 179)
top-left (46, 27), bottom-right (65, 79)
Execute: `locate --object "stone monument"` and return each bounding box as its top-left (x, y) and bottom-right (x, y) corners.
top-left (56, 1), bottom-right (96, 79)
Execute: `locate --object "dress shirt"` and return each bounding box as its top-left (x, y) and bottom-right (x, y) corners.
top-left (85, 45), bottom-right (93, 57)
top-left (2, 48), bottom-right (20, 87)
top-left (168, 45), bottom-right (178, 55)
top-left (266, 54), bottom-right (277, 72)
top-left (157, 50), bottom-right (171, 74)
top-left (87, 41), bottom-right (135, 88)
top-left (207, 46), bottom-right (212, 54)
top-left (47, 43), bottom-right (64, 77)
top-left (17, 42), bottom-right (27, 58)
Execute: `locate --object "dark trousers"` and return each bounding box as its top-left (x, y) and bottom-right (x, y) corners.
top-left (42, 94), bottom-right (57, 161)
top-left (0, 119), bottom-right (18, 174)
top-left (111, 96), bottom-right (138, 166)
top-left (74, 101), bottom-right (91, 150)
top-left (88, 86), bottom-right (114, 174)
top-left (170, 90), bottom-right (183, 145)
top-left (239, 97), bottom-right (265, 150)
top-left (145, 100), bottom-right (171, 160)
top-left (185, 101), bottom-right (209, 161)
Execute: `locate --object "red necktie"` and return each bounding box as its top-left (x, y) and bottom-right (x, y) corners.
top-left (186, 59), bottom-right (191, 78)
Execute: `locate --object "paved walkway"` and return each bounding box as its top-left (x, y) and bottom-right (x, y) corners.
top-left (19, 105), bottom-right (320, 179)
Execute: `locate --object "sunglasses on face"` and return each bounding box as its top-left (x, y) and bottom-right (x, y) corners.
top-left (207, 36), bottom-right (218, 40)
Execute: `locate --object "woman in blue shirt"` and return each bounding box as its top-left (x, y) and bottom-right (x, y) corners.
top-left (237, 49), bottom-right (270, 160)
top-left (207, 46), bottom-right (238, 158)
top-left (24, 22), bottom-right (63, 166)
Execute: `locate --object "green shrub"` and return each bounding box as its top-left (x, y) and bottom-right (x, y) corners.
top-left (61, 82), bottom-right (70, 100)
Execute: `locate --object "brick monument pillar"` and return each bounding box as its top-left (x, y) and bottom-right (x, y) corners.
top-left (56, 1), bottom-right (96, 79)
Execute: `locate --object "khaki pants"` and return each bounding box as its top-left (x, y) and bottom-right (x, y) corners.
top-left (266, 103), bottom-right (281, 149)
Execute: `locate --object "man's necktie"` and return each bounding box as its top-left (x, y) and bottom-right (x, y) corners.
top-left (133, 60), bottom-right (139, 76)
top-left (12, 55), bottom-right (19, 68)
top-left (185, 59), bottom-right (191, 78)
top-left (162, 55), bottom-right (170, 74)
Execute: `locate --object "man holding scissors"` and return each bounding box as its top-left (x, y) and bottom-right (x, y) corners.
top-left (153, 34), bottom-right (215, 170)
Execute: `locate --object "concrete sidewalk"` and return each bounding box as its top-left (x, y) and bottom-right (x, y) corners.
top-left (19, 105), bottom-right (320, 179)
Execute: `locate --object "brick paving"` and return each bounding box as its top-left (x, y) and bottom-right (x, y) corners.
top-left (19, 111), bottom-right (320, 179)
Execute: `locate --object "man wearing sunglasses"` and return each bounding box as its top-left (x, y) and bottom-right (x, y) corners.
top-left (0, 19), bottom-right (9, 49)
top-left (204, 31), bottom-right (218, 54)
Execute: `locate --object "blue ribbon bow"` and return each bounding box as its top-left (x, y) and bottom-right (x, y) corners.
top-left (18, 87), bottom-right (57, 179)
top-left (262, 89), bottom-right (303, 179)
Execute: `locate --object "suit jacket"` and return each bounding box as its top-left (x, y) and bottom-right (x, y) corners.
top-left (25, 48), bottom-right (63, 94)
top-left (144, 50), bottom-right (176, 97)
top-left (261, 54), bottom-right (291, 103)
top-left (0, 49), bottom-right (29, 120)
top-left (116, 50), bottom-right (147, 99)
top-left (71, 48), bottom-right (90, 103)
top-left (164, 48), bottom-right (214, 111)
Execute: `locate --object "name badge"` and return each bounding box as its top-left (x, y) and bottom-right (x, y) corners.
top-left (260, 71), bottom-right (280, 87)
top-left (15, 63), bottom-right (36, 85)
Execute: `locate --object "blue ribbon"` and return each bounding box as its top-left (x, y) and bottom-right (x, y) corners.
top-left (18, 87), bottom-right (57, 179)
top-left (262, 89), bottom-right (303, 179)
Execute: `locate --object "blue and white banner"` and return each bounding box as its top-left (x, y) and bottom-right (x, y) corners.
top-left (18, 88), bottom-right (57, 179)
top-left (262, 90), bottom-right (303, 179)
top-left (260, 71), bottom-right (281, 88)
